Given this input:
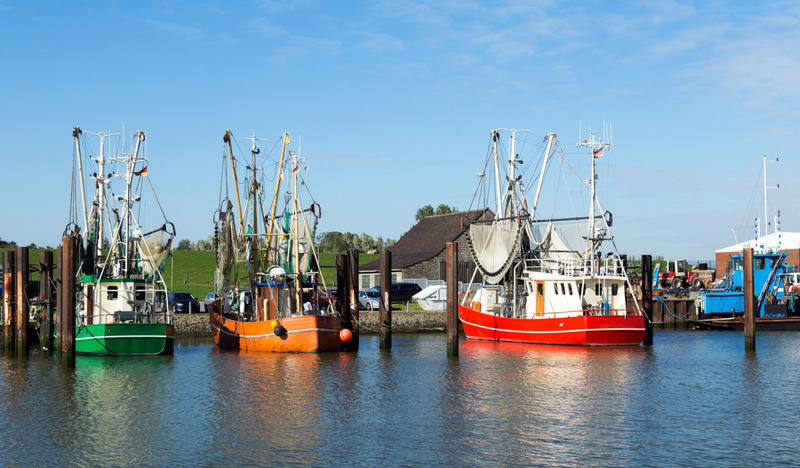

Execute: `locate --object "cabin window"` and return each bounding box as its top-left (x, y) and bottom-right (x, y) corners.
top-left (577, 283), bottom-right (584, 295)
top-left (755, 258), bottom-right (765, 270)
top-left (568, 283), bottom-right (574, 295)
top-left (107, 286), bottom-right (118, 300)
top-left (560, 283), bottom-right (566, 295)
top-left (611, 284), bottom-right (619, 295)
top-left (537, 283), bottom-right (544, 296)
top-left (595, 283), bottom-right (601, 296)
top-left (135, 286), bottom-right (145, 301)
top-left (553, 283), bottom-right (559, 294)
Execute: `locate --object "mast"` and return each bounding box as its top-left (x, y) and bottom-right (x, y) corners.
top-left (240, 132), bottom-right (267, 274)
top-left (763, 155), bottom-right (779, 240)
top-left (73, 126), bottom-right (88, 233)
top-left (291, 150), bottom-right (302, 312)
top-left (577, 127), bottom-right (610, 276)
top-left (122, 131), bottom-right (145, 275)
top-left (266, 133), bottom-right (290, 265)
top-left (530, 132), bottom-right (556, 217)
top-left (86, 130), bottom-right (120, 260)
top-left (223, 130), bottom-right (245, 237)
top-left (491, 130), bottom-right (502, 218)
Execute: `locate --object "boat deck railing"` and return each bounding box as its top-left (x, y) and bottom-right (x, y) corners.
top-left (524, 256), bottom-right (627, 278)
top-left (84, 307), bottom-right (173, 325)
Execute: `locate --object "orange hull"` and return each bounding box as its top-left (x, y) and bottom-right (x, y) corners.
top-left (209, 309), bottom-right (343, 353)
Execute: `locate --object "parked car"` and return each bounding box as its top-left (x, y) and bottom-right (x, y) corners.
top-left (319, 288), bottom-right (337, 309)
top-left (204, 292), bottom-right (219, 305)
top-left (369, 282), bottom-right (423, 303)
top-left (168, 292), bottom-right (201, 313)
top-left (358, 290), bottom-right (381, 311)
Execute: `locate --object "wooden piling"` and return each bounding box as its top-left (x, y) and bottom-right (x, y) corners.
top-left (39, 251), bottom-right (54, 352)
top-left (446, 242), bottom-right (459, 357)
top-left (60, 237), bottom-right (76, 367)
top-left (335, 254), bottom-right (348, 344)
top-left (641, 255), bottom-right (653, 345)
top-left (379, 250), bottom-right (392, 350)
top-left (346, 250), bottom-right (360, 351)
top-left (15, 247), bottom-right (29, 356)
top-left (743, 247), bottom-right (756, 351)
top-left (56, 245), bottom-right (62, 357)
top-left (3, 250), bottom-right (15, 356)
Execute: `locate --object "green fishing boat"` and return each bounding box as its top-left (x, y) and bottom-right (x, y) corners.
top-left (66, 127), bottom-right (175, 356)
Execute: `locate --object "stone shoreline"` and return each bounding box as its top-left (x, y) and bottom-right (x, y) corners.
top-left (173, 310), bottom-right (447, 338)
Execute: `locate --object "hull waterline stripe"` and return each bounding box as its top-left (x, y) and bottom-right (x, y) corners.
top-left (76, 335), bottom-right (175, 341)
top-left (459, 317), bottom-right (645, 335)
top-left (211, 323), bottom-right (339, 339)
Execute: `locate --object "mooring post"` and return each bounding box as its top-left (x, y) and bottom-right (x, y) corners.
top-left (3, 250), bottom-right (15, 356)
top-left (346, 250), bottom-right (360, 351)
top-left (39, 250), bottom-right (54, 352)
top-left (56, 245), bottom-right (63, 357)
top-left (446, 242), bottom-right (459, 357)
top-left (61, 237), bottom-right (76, 367)
top-left (335, 254), bottom-right (349, 348)
top-left (743, 247), bottom-right (756, 351)
top-left (379, 249), bottom-right (392, 349)
top-left (15, 247), bottom-right (29, 357)
top-left (641, 255), bottom-right (653, 345)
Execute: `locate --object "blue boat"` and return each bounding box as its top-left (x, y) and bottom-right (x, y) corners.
top-left (696, 251), bottom-right (800, 329)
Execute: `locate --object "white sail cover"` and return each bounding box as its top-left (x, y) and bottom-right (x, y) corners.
top-left (467, 220), bottom-right (522, 284)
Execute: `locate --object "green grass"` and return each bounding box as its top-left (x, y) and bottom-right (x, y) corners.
top-left (1, 247), bottom-right (379, 302)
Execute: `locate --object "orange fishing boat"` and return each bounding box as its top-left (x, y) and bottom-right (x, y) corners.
top-left (207, 130), bottom-right (350, 353)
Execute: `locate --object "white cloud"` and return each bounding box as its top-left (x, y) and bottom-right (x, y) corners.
top-left (139, 18), bottom-right (204, 40)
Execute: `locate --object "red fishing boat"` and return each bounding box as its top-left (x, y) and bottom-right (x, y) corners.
top-left (207, 130), bottom-right (350, 353)
top-left (458, 127), bottom-right (645, 346)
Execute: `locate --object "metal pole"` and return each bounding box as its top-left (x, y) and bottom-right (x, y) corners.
top-left (379, 250), bottom-right (392, 349)
top-left (446, 242), bottom-right (459, 357)
top-left (336, 254), bottom-right (350, 349)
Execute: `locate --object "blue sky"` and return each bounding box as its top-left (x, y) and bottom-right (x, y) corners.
top-left (2, 0), bottom-right (799, 263)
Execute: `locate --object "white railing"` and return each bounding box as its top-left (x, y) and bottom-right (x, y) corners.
top-left (524, 257), bottom-right (627, 278)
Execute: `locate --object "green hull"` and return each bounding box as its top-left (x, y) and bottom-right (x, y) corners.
top-left (75, 323), bottom-right (175, 356)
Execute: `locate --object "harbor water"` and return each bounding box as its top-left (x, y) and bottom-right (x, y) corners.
top-left (1, 330), bottom-right (798, 466)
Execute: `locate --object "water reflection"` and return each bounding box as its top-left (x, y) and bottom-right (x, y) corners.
top-left (1, 332), bottom-right (800, 466)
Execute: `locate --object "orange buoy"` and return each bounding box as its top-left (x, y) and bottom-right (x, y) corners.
top-left (339, 328), bottom-right (353, 342)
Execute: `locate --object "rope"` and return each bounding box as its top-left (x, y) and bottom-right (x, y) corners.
top-left (655, 295), bottom-right (695, 320)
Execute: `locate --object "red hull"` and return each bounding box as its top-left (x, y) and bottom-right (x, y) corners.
top-left (209, 308), bottom-right (343, 353)
top-left (459, 304), bottom-right (645, 346)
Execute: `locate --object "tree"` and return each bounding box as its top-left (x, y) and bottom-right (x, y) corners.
top-left (192, 234), bottom-right (215, 251)
top-left (415, 203), bottom-right (458, 222)
top-left (175, 239), bottom-right (192, 250)
top-left (415, 205), bottom-right (434, 221)
top-left (435, 204), bottom-right (457, 215)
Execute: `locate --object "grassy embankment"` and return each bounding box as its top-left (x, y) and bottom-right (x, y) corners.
top-left (0, 247), bottom-right (377, 300)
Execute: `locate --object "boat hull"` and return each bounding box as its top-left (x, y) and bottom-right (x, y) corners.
top-left (75, 323), bottom-right (175, 356)
top-left (209, 309), bottom-right (343, 353)
top-left (459, 304), bottom-right (645, 346)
